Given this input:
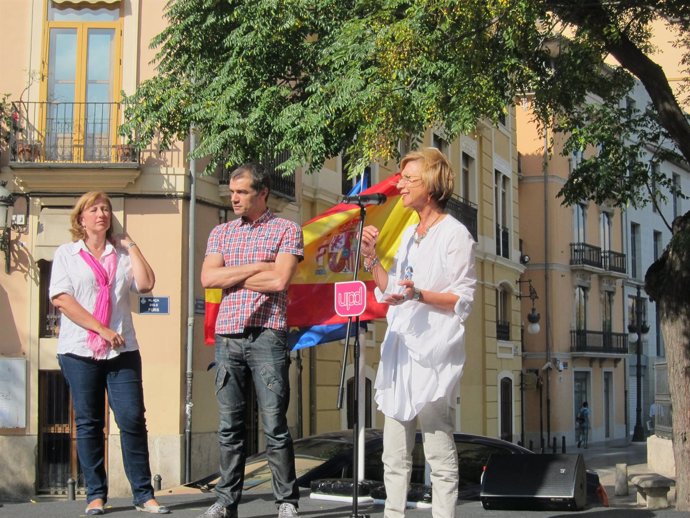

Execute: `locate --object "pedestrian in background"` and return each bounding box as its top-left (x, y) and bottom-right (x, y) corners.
top-left (50, 191), bottom-right (168, 515)
top-left (199, 163), bottom-right (303, 518)
top-left (576, 401), bottom-right (591, 448)
top-left (360, 148), bottom-right (476, 518)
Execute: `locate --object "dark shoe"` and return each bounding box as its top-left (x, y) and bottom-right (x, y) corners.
top-left (136, 501), bottom-right (170, 514)
top-left (196, 503), bottom-right (237, 518)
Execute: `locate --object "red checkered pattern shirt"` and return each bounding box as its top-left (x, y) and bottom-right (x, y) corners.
top-left (205, 210), bottom-right (303, 334)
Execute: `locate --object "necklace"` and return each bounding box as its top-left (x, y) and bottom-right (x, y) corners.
top-left (413, 212), bottom-right (443, 244)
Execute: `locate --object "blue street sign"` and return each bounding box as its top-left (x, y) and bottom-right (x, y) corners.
top-left (138, 296), bottom-right (170, 315)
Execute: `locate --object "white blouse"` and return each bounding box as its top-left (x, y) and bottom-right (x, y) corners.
top-left (49, 240), bottom-right (140, 358)
top-left (374, 215), bottom-right (476, 421)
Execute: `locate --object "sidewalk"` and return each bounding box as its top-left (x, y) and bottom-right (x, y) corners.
top-left (0, 440), bottom-right (681, 518)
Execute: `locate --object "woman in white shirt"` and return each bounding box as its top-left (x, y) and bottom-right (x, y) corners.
top-left (360, 148), bottom-right (476, 518)
top-left (50, 191), bottom-right (168, 515)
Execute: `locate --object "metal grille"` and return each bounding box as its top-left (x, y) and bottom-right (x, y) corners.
top-left (9, 101), bottom-right (138, 164)
top-left (446, 194), bottom-right (478, 241)
top-left (37, 371), bottom-right (84, 495)
top-left (570, 242), bottom-right (602, 268)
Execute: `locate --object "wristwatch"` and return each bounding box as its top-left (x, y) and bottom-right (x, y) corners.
top-left (412, 288), bottom-right (422, 302)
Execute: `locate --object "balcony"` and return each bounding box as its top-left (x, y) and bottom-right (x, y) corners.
top-left (603, 250), bottom-right (626, 274)
top-left (570, 242), bottom-right (602, 268)
top-left (570, 242), bottom-right (626, 276)
top-left (8, 101), bottom-right (138, 165)
top-left (570, 329), bottom-right (628, 357)
top-left (6, 101), bottom-right (140, 191)
top-left (446, 194), bottom-right (478, 241)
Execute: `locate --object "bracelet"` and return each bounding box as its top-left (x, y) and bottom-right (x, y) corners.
top-left (363, 256), bottom-right (379, 272)
top-left (127, 242), bottom-right (137, 249)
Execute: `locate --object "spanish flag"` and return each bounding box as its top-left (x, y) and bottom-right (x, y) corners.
top-left (203, 172), bottom-right (417, 346)
top-left (204, 287), bottom-right (222, 345)
top-left (286, 172), bottom-right (416, 329)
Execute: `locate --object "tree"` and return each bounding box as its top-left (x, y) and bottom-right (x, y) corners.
top-left (124, 1), bottom-right (690, 507)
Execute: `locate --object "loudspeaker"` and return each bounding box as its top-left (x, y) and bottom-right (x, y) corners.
top-left (480, 454), bottom-right (586, 511)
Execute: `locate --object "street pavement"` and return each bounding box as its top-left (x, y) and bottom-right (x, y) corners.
top-left (1, 439), bottom-right (683, 518)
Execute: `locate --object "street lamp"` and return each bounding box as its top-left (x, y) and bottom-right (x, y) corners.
top-left (628, 285), bottom-right (650, 443)
top-left (0, 182), bottom-right (29, 274)
top-left (517, 278), bottom-right (542, 449)
top-left (516, 278), bottom-right (541, 334)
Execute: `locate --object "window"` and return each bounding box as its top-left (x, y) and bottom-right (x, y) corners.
top-left (655, 309), bottom-right (664, 358)
top-left (650, 163), bottom-right (659, 213)
top-left (496, 287), bottom-right (510, 341)
top-left (602, 291), bottom-right (613, 334)
top-left (44, 2), bottom-right (122, 161)
top-left (625, 96), bottom-right (636, 113)
top-left (497, 107), bottom-right (507, 127)
top-left (653, 231), bottom-right (663, 261)
top-left (569, 150), bottom-right (584, 175)
top-left (574, 371), bottom-right (590, 423)
top-left (432, 133), bottom-right (450, 158)
top-left (495, 170), bottom-right (510, 258)
top-left (672, 173), bottom-right (681, 219)
top-left (574, 203), bottom-right (586, 243)
top-left (600, 212), bottom-right (612, 251)
top-left (575, 286), bottom-right (587, 331)
top-left (628, 294), bottom-right (648, 329)
top-left (341, 152), bottom-right (371, 195)
top-left (461, 152), bottom-right (474, 202)
top-left (630, 223), bottom-right (641, 279)
top-left (398, 134), bottom-right (419, 158)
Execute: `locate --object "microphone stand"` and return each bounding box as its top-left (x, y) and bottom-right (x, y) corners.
top-left (336, 203), bottom-right (370, 518)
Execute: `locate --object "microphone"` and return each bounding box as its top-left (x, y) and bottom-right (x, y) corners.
top-left (341, 193), bottom-right (387, 206)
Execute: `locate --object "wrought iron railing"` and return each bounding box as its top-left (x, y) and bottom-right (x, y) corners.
top-left (219, 150), bottom-right (296, 201)
top-left (570, 329), bottom-right (628, 354)
top-left (8, 101), bottom-right (138, 164)
top-left (570, 242), bottom-right (602, 268)
top-left (263, 149), bottom-right (296, 200)
top-left (446, 194), bottom-right (478, 241)
top-left (603, 250), bottom-right (627, 274)
top-left (496, 320), bottom-right (510, 341)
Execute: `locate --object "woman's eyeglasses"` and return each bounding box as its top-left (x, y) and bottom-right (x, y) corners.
top-left (399, 175), bottom-right (422, 185)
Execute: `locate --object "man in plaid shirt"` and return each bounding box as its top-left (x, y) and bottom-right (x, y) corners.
top-left (199, 163), bottom-right (304, 518)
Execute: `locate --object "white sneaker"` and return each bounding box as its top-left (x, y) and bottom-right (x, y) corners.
top-left (278, 502), bottom-right (299, 518)
top-left (196, 503), bottom-right (237, 518)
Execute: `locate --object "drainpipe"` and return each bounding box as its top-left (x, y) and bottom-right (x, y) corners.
top-left (184, 126), bottom-right (197, 483)
top-left (543, 123), bottom-right (552, 445)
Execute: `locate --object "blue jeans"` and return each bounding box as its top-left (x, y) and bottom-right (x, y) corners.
top-left (214, 328), bottom-right (299, 510)
top-left (58, 350), bottom-right (154, 506)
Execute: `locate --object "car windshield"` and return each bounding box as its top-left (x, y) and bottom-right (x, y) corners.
top-left (241, 432), bottom-right (520, 493)
top-left (244, 438), bottom-right (351, 488)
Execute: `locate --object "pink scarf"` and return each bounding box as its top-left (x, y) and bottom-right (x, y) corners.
top-left (79, 248), bottom-right (118, 359)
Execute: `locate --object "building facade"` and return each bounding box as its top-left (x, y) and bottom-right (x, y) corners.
top-left (1, 0), bottom-right (525, 500)
top-left (620, 80), bottom-right (687, 444)
top-left (516, 102), bottom-right (630, 450)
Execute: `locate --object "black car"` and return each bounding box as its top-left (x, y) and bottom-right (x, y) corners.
top-left (188, 428), bottom-right (605, 505)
